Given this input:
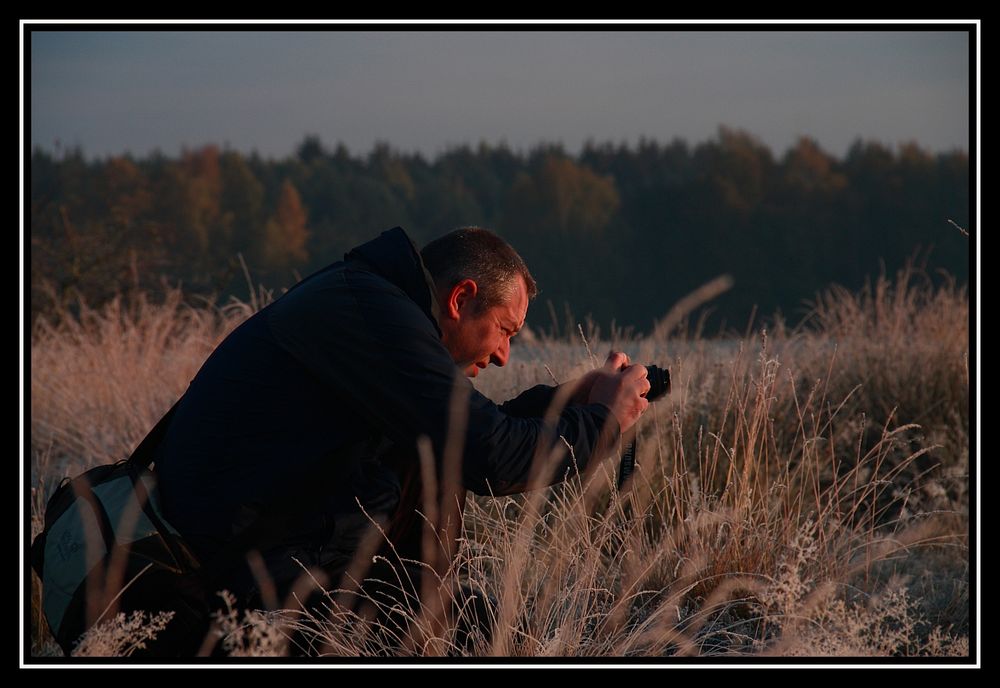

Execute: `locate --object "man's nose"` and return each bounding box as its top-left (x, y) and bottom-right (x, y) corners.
top-left (491, 338), bottom-right (510, 367)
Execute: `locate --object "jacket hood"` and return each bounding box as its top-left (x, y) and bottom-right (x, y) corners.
top-left (345, 226), bottom-right (442, 336)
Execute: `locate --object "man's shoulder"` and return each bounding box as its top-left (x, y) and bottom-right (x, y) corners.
top-left (266, 258), bottom-right (438, 345)
top-left (268, 227), bottom-right (440, 338)
top-left (277, 259), bottom-right (419, 312)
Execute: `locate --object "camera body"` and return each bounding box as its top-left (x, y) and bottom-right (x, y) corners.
top-left (643, 364), bottom-right (671, 401)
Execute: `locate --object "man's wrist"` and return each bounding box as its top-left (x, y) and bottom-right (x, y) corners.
top-left (588, 402), bottom-right (622, 444)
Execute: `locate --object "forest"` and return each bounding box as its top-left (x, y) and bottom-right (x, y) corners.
top-left (29, 127), bottom-right (970, 332)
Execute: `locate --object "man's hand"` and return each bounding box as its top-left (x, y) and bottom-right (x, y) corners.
top-left (563, 352), bottom-right (629, 405)
top-left (585, 351), bottom-right (651, 433)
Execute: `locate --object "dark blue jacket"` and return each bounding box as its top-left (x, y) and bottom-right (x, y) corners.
top-left (155, 227), bottom-right (618, 591)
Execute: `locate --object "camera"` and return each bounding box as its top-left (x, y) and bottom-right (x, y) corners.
top-left (642, 364), bottom-right (671, 402)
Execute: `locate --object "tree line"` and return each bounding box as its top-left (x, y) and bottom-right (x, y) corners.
top-left (29, 127), bottom-right (969, 333)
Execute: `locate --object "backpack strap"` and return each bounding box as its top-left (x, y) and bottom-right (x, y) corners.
top-left (127, 399), bottom-right (183, 470)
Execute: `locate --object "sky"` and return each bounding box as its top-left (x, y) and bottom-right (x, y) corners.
top-left (26, 24), bottom-right (973, 161)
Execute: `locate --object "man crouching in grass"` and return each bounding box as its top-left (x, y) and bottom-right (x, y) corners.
top-left (153, 226), bottom-right (651, 655)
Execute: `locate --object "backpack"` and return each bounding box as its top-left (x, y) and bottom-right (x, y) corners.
top-left (30, 403), bottom-right (213, 657)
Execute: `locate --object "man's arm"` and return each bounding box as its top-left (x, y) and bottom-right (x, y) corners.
top-left (497, 384), bottom-right (557, 418)
top-left (499, 362), bottom-right (622, 418)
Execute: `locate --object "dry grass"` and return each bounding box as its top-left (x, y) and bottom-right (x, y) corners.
top-left (27, 263), bottom-right (970, 659)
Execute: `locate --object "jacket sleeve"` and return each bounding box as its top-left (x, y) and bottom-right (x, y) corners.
top-left (266, 266), bottom-right (620, 497)
top-left (498, 384), bottom-right (558, 418)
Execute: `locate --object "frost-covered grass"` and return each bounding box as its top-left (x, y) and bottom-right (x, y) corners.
top-left (28, 265), bottom-right (970, 659)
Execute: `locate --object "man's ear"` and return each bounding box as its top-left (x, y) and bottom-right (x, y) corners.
top-left (445, 279), bottom-right (479, 320)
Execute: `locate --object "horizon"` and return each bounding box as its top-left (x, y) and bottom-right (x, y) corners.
top-left (29, 128), bottom-right (970, 165)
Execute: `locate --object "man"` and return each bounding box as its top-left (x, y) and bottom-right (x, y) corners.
top-left (154, 226), bottom-right (650, 653)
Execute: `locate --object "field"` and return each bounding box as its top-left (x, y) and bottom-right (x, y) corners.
top-left (28, 265), bottom-right (971, 659)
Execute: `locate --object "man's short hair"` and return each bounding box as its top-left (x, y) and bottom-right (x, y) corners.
top-left (421, 227), bottom-right (538, 311)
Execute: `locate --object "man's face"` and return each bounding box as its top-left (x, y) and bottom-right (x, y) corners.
top-left (440, 275), bottom-right (529, 377)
